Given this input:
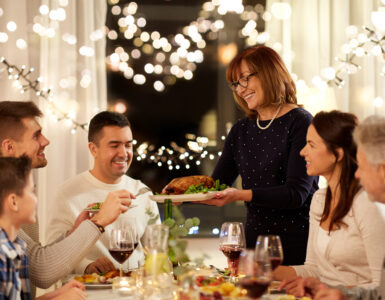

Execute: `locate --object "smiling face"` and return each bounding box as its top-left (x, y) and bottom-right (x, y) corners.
top-left (355, 147), bottom-right (385, 203)
top-left (300, 124), bottom-right (340, 180)
top-left (13, 118), bottom-right (50, 168)
top-left (235, 60), bottom-right (265, 111)
top-left (89, 125), bottom-right (133, 184)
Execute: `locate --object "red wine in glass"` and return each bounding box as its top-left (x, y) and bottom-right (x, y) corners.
top-left (240, 277), bottom-right (271, 299)
top-left (269, 257), bottom-right (282, 270)
top-left (221, 245), bottom-right (242, 276)
top-left (110, 229), bottom-right (134, 277)
top-left (221, 245), bottom-right (242, 260)
top-left (109, 248), bottom-right (134, 264)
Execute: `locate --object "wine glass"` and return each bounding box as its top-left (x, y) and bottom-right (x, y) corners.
top-left (142, 224), bottom-right (169, 255)
top-left (126, 217), bottom-right (140, 251)
top-left (238, 248), bottom-right (272, 299)
top-left (255, 235), bottom-right (284, 271)
top-left (109, 228), bottom-right (134, 277)
top-left (219, 222), bottom-right (245, 279)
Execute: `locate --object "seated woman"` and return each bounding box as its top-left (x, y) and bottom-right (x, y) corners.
top-left (274, 110), bottom-right (385, 289)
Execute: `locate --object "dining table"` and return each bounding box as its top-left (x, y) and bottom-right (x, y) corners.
top-left (84, 285), bottom-right (289, 300)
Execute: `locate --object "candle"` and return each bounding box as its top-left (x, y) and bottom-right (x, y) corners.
top-left (112, 276), bottom-right (136, 296)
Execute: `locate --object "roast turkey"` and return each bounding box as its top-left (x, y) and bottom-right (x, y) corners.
top-left (165, 175), bottom-right (215, 195)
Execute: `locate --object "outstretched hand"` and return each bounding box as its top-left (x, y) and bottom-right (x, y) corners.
top-left (198, 188), bottom-right (251, 207)
top-left (91, 189), bottom-right (134, 227)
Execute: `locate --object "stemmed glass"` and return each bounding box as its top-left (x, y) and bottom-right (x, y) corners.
top-left (238, 248), bottom-right (273, 299)
top-left (219, 222), bottom-right (245, 279)
top-left (126, 217), bottom-right (140, 251)
top-left (109, 228), bottom-right (134, 277)
top-left (255, 235), bottom-right (284, 271)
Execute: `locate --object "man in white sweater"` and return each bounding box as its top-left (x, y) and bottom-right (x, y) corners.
top-left (0, 101), bottom-right (132, 295)
top-left (286, 115), bottom-right (385, 300)
top-left (47, 111), bottom-right (160, 274)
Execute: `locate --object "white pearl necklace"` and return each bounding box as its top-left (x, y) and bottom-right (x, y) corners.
top-left (256, 105), bottom-right (283, 130)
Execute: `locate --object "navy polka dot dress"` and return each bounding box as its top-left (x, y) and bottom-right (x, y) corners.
top-left (212, 107), bottom-right (318, 265)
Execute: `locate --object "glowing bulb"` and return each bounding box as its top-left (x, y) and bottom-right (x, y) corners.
top-left (0, 32), bottom-right (8, 43)
top-left (133, 74), bottom-right (146, 85)
top-left (39, 5), bottom-right (49, 15)
top-left (16, 39), bottom-right (27, 50)
top-left (153, 81), bottom-right (165, 92)
top-left (7, 21), bottom-right (17, 32)
top-left (373, 97), bottom-right (384, 108)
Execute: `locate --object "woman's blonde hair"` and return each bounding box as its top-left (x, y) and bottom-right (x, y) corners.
top-left (226, 45), bottom-right (297, 119)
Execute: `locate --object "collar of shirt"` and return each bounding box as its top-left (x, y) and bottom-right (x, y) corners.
top-left (0, 228), bottom-right (27, 260)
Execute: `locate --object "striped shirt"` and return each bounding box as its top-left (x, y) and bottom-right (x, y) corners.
top-left (0, 228), bottom-right (30, 300)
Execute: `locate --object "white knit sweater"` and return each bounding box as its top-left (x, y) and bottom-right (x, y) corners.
top-left (47, 171), bottom-right (160, 274)
top-left (293, 188), bottom-right (385, 287)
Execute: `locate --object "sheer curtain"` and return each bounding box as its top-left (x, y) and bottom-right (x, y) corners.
top-left (0, 0), bottom-right (107, 243)
top-left (266, 0), bottom-right (385, 118)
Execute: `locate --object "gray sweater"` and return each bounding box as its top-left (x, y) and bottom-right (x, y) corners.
top-left (19, 219), bottom-right (101, 298)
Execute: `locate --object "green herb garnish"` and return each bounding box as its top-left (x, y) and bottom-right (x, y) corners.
top-left (184, 179), bottom-right (228, 194)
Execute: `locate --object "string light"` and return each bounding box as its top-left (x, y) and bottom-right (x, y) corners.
top-left (106, 1), bottom-right (286, 92)
top-left (309, 26), bottom-right (385, 89)
top-left (0, 57), bottom-right (88, 132)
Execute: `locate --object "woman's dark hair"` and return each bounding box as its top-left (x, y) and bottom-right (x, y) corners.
top-left (0, 156), bottom-right (32, 215)
top-left (226, 45), bottom-right (297, 119)
top-left (312, 110), bottom-right (360, 232)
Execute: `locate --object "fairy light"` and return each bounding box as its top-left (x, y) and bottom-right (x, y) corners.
top-left (106, 1), bottom-right (289, 92)
top-left (0, 58), bottom-right (88, 132)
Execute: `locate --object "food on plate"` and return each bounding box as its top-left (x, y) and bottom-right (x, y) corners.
top-left (163, 175), bottom-right (228, 195)
top-left (165, 175), bottom-right (215, 195)
top-left (85, 202), bottom-right (103, 211)
top-left (278, 296), bottom-right (311, 300)
top-left (74, 270), bottom-right (131, 284)
top-left (199, 281), bottom-right (244, 298)
top-left (195, 275), bottom-right (223, 287)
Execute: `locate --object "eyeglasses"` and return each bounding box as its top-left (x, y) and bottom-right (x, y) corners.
top-left (229, 72), bottom-right (257, 92)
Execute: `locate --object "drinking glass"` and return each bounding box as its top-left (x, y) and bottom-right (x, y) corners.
top-left (219, 222), bottom-right (245, 279)
top-left (255, 235), bottom-right (284, 271)
top-left (142, 224), bottom-right (169, 255)
top-left (238, 248), bottom-right (272, 299)
top-left (142, 224), bottom-right (172, 276)
top-left (125, 217), bottom-right (140, 251)
top-left (109, 228), bottom-right (134, 277)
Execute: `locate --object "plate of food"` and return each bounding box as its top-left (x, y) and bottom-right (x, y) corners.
top-left (84, 202), bottom-right (137, 212)
top-left (197, 280), bottom-right (248, 300)
top-left (150, 175), bottom-right (228, 203)
top-left (71, 270), bottom-right (131, 289)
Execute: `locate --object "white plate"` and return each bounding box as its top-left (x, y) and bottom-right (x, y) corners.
top-left (63, 275), bottom-right (112, 290)
top-left (83, 282), bottom-right (112, 290)
top-left (149, 192), bottom-right (216, 203)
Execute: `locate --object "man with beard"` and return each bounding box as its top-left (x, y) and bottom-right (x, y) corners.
top-left (281, 115), bottom-right (385, 300)
top-left (48, 111), bottom-right (159, 274)
top-left (0, 101), bottom-right (132, 296)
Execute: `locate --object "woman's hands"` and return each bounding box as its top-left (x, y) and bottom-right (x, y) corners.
top-left (198, 188), bottom-right (252, 206)
top-left (279, 276), bottom-right (336, 299)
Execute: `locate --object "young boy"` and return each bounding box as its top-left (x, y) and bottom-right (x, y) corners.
top-left (0, 156), bottom-right (85, 300)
